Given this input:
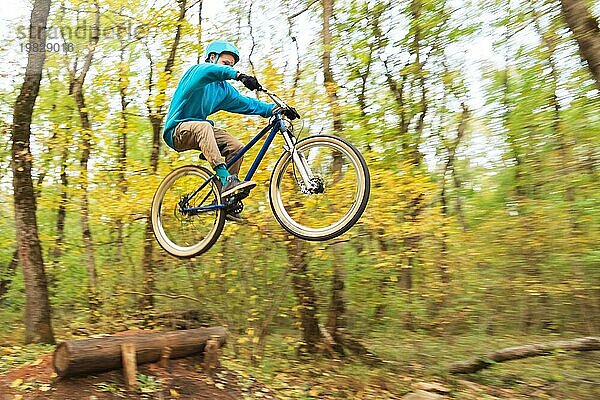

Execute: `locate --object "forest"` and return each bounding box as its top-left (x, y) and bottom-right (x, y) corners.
top-left (1, 0), bottom-right (599, 398)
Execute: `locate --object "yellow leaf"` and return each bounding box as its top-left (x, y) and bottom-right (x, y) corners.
top-left (170, 388), bottom-right (180, 397)
top-left (31, 358), bottom-right (43, 366)
top-left (39, 384), bottom-right (51, 392)
top-left (10, 378), bottom-right (23, 388)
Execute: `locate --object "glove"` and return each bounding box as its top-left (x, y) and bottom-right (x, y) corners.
top-left (236, 73), bottom-right (262, 91)
top-left (273, 106), bottom-right (300, 120)
top-left (282, 106), bottom-right (300, 120)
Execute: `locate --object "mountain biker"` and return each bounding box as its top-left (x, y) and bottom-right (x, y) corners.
top-left (163, 40), bottom-right (294, 220)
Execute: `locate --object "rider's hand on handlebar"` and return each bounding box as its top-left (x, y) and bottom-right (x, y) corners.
top-left (283, 106), bottom-right (300, 120)
top-left (274, 106), bottom-right (300, 120)
top-left (236, 73), bottom-right (262, 91)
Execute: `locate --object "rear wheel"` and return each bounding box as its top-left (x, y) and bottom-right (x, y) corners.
top-left (269, 135), bottom-right (370, 241)
top-left (151, 165), bottom-right (225, 258)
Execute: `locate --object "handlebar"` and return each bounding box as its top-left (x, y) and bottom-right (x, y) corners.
top-left (259, 88), bottom-right (301, 120)
top-left (259, 88), bottom-right (286, 107)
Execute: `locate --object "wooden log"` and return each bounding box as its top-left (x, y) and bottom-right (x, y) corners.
top-left (159, 346), bottom-right (172, 369)
top-left (202, 335), bottom-right (221, 378)
top-left (121, 343), bottom-right (137, 390)
top-left (53, 326), bottom-right (227, 378)
top-left (449, 337), bottom-right (600, 374)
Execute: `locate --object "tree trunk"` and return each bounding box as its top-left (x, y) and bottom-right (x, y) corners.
top-left (0, 250), bottom-right (19, 300)
top-left (140, 117), bottom-right (163, 310)
top-left (52, 145), bottom-right (69, 263)
top-left (320, 0), bottom-right (349, 353)
top-left (356, 40), bottom-right (374, 122)
top-left (326, 256), bottom-right (345, 354)
top-left (53, 326), bottom-right (228, 377)
top-left (287, 237), bottom-right (321, 354)
top-left (400, 2), bottom-right (427, 321)
top-left (69, 1), bottom-right (100, 318)
top-left (141, 0), bottom-right (187, 309)
top-left (11, 0), bottom-right (54, 344)
top-left (321, 0), bottom-right (342, 132)
top-left (439, 103), bottom-right (469, 284)
top-left (115, 44), bottom-right (130, 263)
top-left (373, 10), bottom-right (410, 138)
top-left (559, 0), bottom-right (600, 89)
top-left (410, 0), bottom-right (425, 166)
top-left (530, 1), bottom-right (578, 235)
top-left (75, 85), bottom-right (99, 314)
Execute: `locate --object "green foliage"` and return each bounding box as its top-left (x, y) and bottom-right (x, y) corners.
top-left (137, 373), bottom-right (163, 394)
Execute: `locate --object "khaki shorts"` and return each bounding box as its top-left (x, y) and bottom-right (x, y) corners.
top-left (172, 121), bottom-right (245, 175)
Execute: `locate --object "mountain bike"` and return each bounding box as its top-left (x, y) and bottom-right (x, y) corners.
top-left (151, 89), bottom-right (370, 258)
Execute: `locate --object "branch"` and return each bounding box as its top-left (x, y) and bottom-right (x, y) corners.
top-left (77, 0), bottom-right (100, 85)
top-left (118, 290), bottom-right (203, 304)
top-left (449, 337), bottom-right (600, 374)
top-left (288, 0), bottom-right (319, 20)
top-left (247, 0), bottom-right (257, 76)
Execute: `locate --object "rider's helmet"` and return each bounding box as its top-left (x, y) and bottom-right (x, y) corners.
top-left (204, 40), bottom-right (240, 65)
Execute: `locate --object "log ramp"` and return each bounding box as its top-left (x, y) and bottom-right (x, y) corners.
top-left (53, 326), bottom-right (227, 378)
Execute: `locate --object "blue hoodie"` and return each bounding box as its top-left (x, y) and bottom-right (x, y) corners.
top-left (163, 64), bottom-right (275, 149)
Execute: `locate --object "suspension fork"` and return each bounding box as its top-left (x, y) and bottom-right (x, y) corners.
top-left (279, 122), bottom-right (316, 192)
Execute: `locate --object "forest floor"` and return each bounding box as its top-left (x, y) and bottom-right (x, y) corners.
top-left (1, 331), bottom-right (599, 399)
top-left (0, 351), bottom-right (548, 400)
top-left (0, 352), bottom-right (279, 400)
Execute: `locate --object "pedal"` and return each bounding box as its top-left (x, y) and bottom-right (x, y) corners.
top-left (228, 188), bottom-right (250, 201)
top-left (235, 188), bottom-right (251, 201)
top-left (224, 189), bottom-right (250, 205)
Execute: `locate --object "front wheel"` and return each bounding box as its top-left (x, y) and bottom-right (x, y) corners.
top-left (270, 135), bottom-right (370, 241)
top-left (151, 165), bottom-right (225, 258)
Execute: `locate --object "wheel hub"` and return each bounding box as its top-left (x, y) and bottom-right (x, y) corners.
top-left (308, 177), bottom-right (325, 194)
top-left (175, 195), bottom-right (191, 219)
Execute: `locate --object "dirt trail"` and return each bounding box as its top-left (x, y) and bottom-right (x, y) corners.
top-left (0, 353), bottom-right (277, 400)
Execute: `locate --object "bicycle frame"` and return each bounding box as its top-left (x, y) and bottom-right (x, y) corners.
top-left (181, 111), bottom-right (315, 215)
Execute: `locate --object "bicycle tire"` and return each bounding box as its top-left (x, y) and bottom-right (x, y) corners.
top-left (151, 165), bottom-right (225, 258)
top-left (269, 135), bottom-right (370, 241)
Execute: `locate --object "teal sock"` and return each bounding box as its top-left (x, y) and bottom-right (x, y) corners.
top-left (214, 164), bottom-right (230, 186)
